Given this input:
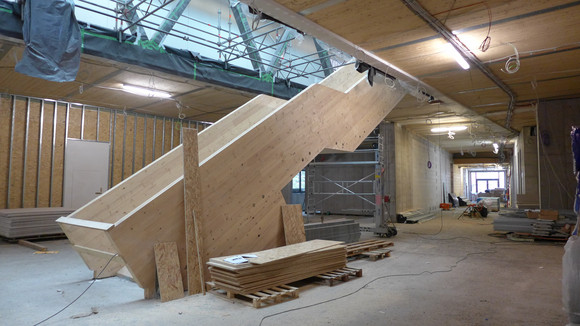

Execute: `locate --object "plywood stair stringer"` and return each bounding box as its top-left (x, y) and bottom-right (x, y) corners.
top-left (57, 94), bottom-right (285, 280)
top-left (57, 66), bottom-right (407, 295)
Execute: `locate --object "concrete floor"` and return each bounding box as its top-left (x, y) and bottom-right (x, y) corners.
top-left (0, 211), bottom-right (569, 325)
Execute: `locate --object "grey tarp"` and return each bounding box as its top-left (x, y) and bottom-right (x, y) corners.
top-left (15, 0), bottom-right (81, 82)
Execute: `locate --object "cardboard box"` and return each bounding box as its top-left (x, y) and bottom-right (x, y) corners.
top-left (539, 209), bottom-right (559, 221)
top-left (526, 210), bottom-right (540, 219)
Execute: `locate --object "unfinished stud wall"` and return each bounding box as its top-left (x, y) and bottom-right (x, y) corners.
top-left (0, 93), bottom-right (208, 209)
top-left (394, 124), bottom-right (452, 213)
top-left (537, 98), bottom-right (580, 210)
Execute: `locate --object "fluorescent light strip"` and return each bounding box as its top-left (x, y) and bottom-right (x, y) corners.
top-left (122, 84), bottom-right (172, 98)
top-left (445, 43), bottom-right (470, 70)
top-left (431, 125), bottom-right (467, 133)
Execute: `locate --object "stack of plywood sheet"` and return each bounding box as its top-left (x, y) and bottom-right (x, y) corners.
top-left (207, 240), bottom-right (346, 295)
top-left (0, 208), bottom-right (75, 238)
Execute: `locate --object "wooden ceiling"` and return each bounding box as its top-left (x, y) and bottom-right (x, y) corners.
top-left (2, 0), bottom-right (580, 154)
top-left (250, 0), bottom-right (580, 153)
top-left (0, 37), bottom-right (255, 122)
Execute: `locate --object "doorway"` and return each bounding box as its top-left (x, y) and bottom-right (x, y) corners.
top-left (63, 139), bottom-right (110, 209)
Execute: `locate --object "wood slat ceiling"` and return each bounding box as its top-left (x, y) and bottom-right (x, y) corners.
top-left (270, 0), bottom-right (580, 153)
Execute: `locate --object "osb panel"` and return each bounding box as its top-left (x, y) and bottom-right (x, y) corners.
top-left (143, 115), bottom-right (156, 167)
top-left (154, 117), bottom-right (166, 160)
top-left (0, 96), bottom-right (11, 208)
top-left (68, 105), bottom-right (82, 140)
top-left (98, 109), bottom-right (112, 142)
top-left (51, 103), bottom-right (68, 207)
top-left (83, 108), bottom-right (99, 141)
top-left (122, 114), bottom-right (136, 180)
top-left (134, 114), bottom-right (146, 173)
top-left (111, 112), bottom-right (125, 186)
top-left (37, 102), bottom-right (55, 207)
top-left (8, 97), bottom-right (26, 208)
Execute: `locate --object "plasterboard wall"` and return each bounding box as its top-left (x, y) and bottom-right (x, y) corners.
top-left (395, 124), bottom-right (452, 213)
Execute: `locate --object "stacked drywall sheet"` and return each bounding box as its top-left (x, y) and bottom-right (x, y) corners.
top-left (0, 208), bottom-right (75, 238)
top-left (399, 210), bottom-right (437, 223)
top-left (207, 240), bottom-right (346, 295)
top-left (305, 219), bottom-right (360, 243)
top-left (493, 216), bottom-right (535, 233)
top-left (494, 209), bottom-right (576, 236)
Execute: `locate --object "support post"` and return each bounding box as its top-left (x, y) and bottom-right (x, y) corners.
top-left (182, 128), bottom-right (205, 295)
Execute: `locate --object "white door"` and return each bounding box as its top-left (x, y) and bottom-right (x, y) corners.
top-left (63, 140), bottom-right (110, 209)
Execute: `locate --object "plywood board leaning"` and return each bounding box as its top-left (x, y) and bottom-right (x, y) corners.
top-left (281, 204), bottom-right (306, 245)
top-left (182, 128), bottom-right (204, 295)
top-left (154, 242), bottom-right (185, 302)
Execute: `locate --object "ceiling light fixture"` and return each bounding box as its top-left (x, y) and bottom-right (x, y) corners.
top-left (445, 43), bottom-right (470, 70)
top-left (431, 125), bottom-right (468, 133)
top-left (122, 84), bottom-right (172, 98)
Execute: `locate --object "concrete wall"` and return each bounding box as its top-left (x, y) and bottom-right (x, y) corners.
top-left (394, 124), bottom-right (452, 213)
top-left (537, 99), bottom-right (580, 210)
top-left (513, 126), bottom-right (540, 208)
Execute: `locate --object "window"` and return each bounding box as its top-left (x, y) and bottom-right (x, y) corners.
top-left (470, 170), bottom-right (506, 194)
top-left (292, 170), bottom-right (306, 193)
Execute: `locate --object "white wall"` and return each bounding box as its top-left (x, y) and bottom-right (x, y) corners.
top-left (395, 124), bottom-right (453, 213)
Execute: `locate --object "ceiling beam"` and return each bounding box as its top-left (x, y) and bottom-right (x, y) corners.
top-left (400, 0), bottom-right (517, 130)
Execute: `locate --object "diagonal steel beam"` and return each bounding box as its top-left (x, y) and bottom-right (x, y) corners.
top-left (149, 0), bottom-right (191, 47)
top-left (313, 38), bottom-right (333, 77)
top-left (118, 0), bottom-right (149, 41)
top-left (229, 0), bottom-right (264, 72)
top-left (121, 0), bottom-right (174, 34)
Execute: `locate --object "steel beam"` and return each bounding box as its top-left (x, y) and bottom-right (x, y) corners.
top-left (118, 0), bottom-right (149, 41)
top-left (230, 0), bottom-right (265, 71)
top-left (149, 0), bottom-right (191, 47)
top-left (314, 39), bottom-right (333, 77)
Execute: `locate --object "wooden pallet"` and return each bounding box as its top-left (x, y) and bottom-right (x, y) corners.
top-left (360, 247), bottom-right (391, 261)
top-left (346, 239), bottom-right (394, 257)
top-left (207, 282), bottom-right (299, 308)
top-left (316, 267), bottom-right (362, 286)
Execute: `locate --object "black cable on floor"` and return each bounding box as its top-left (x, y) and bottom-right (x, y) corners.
top-left (257, 248), bottom-right (495, 326)
top-left (33, 253), bottom-right (119, 326)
